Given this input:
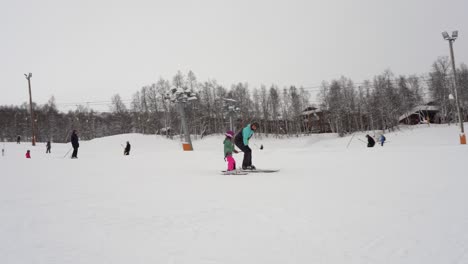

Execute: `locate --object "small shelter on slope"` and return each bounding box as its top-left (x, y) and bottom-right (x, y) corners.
top-left (301, 106), bottom-right (331, 133)
top-left (398, 104), bottom-right (440, 125)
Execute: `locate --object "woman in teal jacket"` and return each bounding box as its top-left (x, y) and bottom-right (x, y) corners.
top-left (234, 122), bottom-right (259, 170)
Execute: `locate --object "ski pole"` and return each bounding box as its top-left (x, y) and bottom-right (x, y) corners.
top-left (346, 133), bottom-right (356, 149)
top-left (63, 147), bottom-right (73, 158)
top-left (253, 143), bottom-right (264, 150)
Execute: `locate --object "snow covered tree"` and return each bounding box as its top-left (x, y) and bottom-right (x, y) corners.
top-left (428, 57), bottom-right (453, 123)
top-left (110, 94), bottom-right (131, 135)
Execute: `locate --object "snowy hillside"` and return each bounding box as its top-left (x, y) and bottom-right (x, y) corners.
top-left (1, 124), bottom-right (468, 264)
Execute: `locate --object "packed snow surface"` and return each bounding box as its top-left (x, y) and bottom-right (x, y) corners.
top-left (1, 124), bottom-right (468, 264)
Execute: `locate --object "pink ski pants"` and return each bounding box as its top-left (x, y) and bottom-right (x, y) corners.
top-left (226, 155), bottom-right (236, 171)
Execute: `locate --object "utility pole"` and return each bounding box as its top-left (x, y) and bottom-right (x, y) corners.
top-left (442, 31), bottom-right (466, 144)
top-left (24, 73), bottom-right (36, 146)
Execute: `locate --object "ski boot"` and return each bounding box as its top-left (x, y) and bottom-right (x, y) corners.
top-left (242, 165), bottom-right (256, 171)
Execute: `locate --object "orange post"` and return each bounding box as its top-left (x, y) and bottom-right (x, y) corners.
top-left (460, 134), bottom-right (466, 145)
top-left (182, 143), bottom-right (193, 151)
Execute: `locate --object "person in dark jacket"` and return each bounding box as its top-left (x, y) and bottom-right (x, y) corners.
top-left (234, 122), bottom-right (259, 170)
top-left (366, 134), bottom-right (375, 148)
top-left (16, 135), bottom-right (21, 144)
top-left (71, 130), bottom-right (79, 159)
top-left (46, 141), bottom-right (51, 153)
top-left (124, 141), bottom-right (131, 155)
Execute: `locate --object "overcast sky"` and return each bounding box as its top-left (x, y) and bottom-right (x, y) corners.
top-left (1, 0), bottom-right (467, 111)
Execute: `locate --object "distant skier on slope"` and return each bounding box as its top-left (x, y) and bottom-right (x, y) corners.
top-left (16, 135), bottom-right (21, 144)
top-left (70, 130), bottom-right (79, 159)
top-left (223, 130), bottom-right (238, 172)
top-left (46, 141), bottom-right (51, 153)
top-left (379, 134), bottom-right (386, 146)
top-left (366, 134), bottom-right (375, 148)
top-left (124, 141), bottom-right (131, 155)
top-left (234, 122), bottom-right (259, 170)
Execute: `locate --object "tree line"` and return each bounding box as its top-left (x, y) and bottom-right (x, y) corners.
top-left (1, 57), bottom-right (467, 143)
top-left (319, 57), bottom-right (468, 135)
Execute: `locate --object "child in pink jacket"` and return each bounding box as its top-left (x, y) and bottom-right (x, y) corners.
top-left (223, 130), bottom-right (238, 171)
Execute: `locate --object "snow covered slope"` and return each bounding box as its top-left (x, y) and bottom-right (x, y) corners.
top-left (1, 124), bottom-right (467, 264)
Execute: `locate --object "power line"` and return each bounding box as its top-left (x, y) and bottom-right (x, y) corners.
top-left (52, 75), bottom-right (441, 111)
top-left (56, 99), bottom-right (132, 106)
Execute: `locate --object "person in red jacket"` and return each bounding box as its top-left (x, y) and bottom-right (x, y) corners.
top-left (25, 150), bottom-right (31, 158)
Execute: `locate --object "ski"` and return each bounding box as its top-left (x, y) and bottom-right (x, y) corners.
top-left (240, 169), bottom-right (280, 173)
top-left (221, 170), bottom-right (249, 175)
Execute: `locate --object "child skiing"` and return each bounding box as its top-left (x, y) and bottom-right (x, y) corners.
top-left (223, 130), bottom-right (238, 172)
top-left (25, 150), bottom-right (31, 158)
top-left (379, 134), bottom-right (386, 146)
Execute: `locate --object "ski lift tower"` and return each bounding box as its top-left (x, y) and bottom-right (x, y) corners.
top-left (24, 73), bottom-right (36, 146)
top-left (442, 30), bottom-right (466, 144)
top-left (222, 98), bottom-right (240, 131)
top-left (165, 86), bottom-right (198, 151)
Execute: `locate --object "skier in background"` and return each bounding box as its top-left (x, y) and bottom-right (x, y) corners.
top-left (379, 134), bottom-right (386, 146)
top-left (234, 122), bottom-right (259, 170)
top-left (71, 130), bottom-right (79, 159)
top-left (16, 135), bottom-right (21, 144)
top-left (366, 134), bottom-right (375, 148)
top-left (46, 141), bottom-right (51, 153)
top-left (25, 150), bottom-right (31, 158)
top-left (124, 141), bottom-right (131, 155)
top-left (223, 130), bottom-right (238, 172)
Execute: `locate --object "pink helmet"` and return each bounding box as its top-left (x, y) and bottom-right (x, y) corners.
top-left (225, 130), bottom-right (234, 138)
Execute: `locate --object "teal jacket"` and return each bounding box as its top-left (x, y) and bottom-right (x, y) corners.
top-left (224, 138), bottom-right (235, 157)
top-left (241, 124), bottom-right (254, 146)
